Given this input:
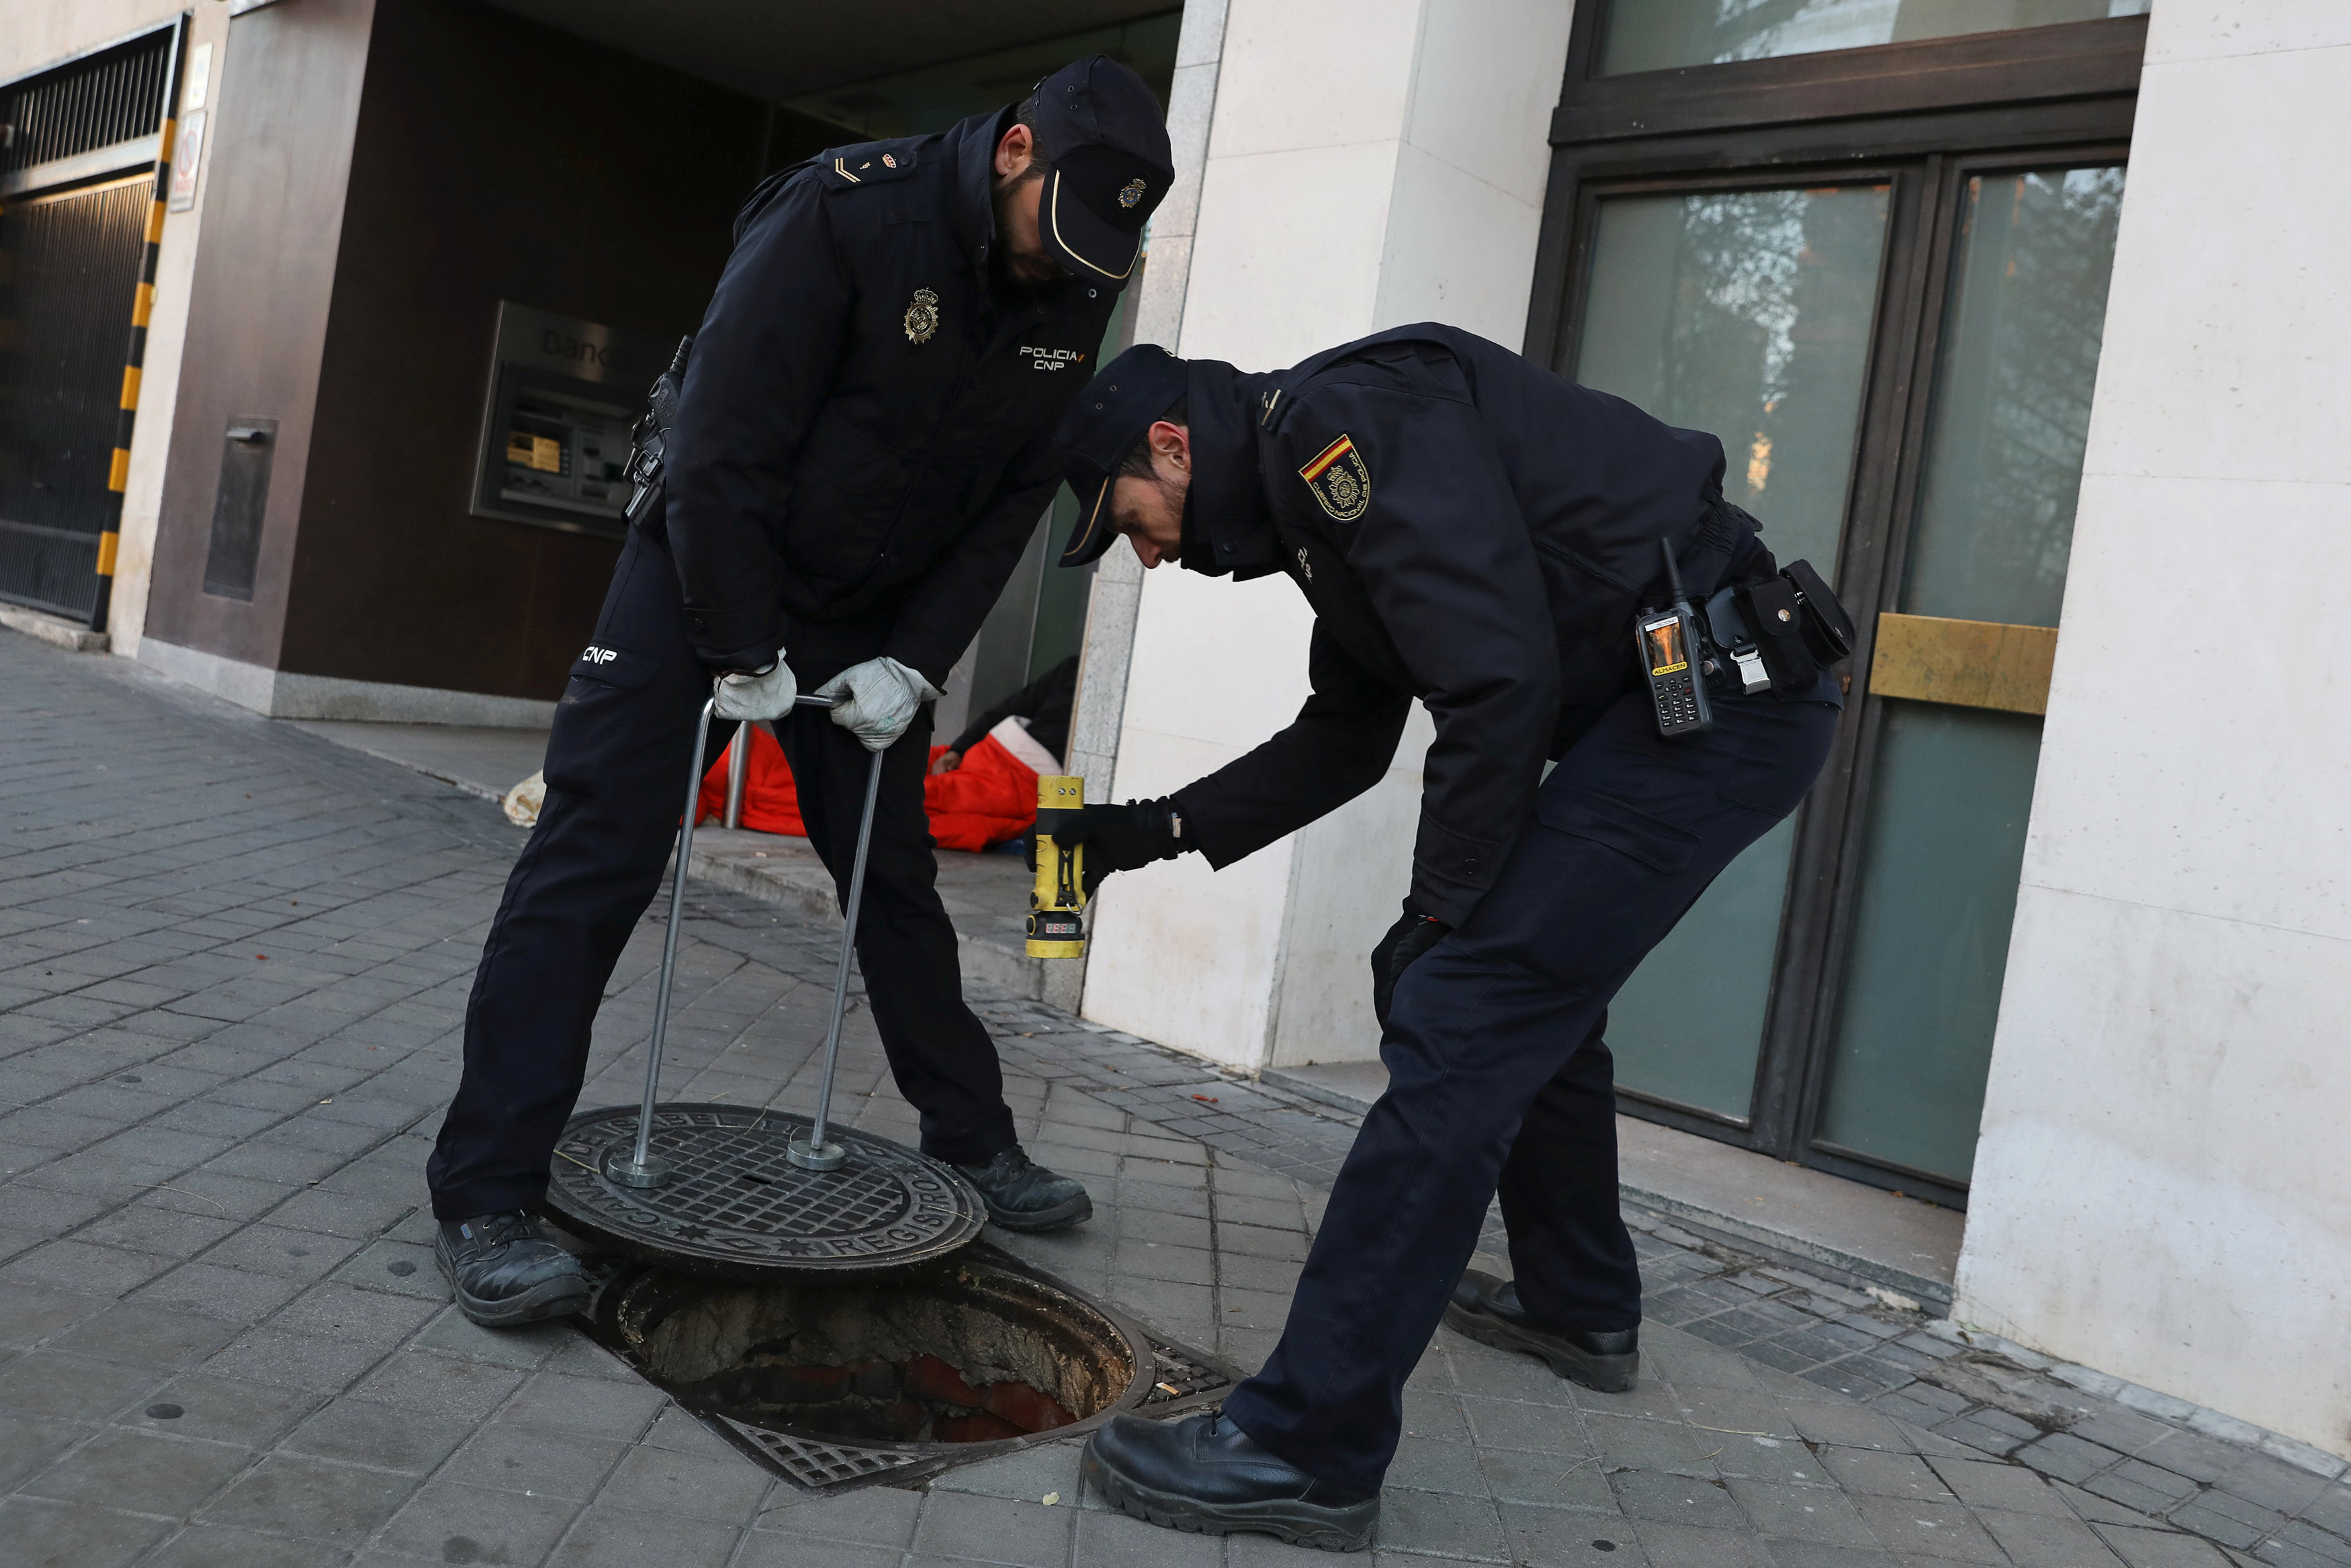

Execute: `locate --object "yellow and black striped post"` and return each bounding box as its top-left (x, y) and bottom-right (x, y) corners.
top-left (91, 21), bottom-right (191, 635)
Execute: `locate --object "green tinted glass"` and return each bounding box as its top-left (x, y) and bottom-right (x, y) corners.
top-left (1604, 815), bottom-right (1800, 1119)
top-left (1577, 185), bottom-right (1888, 578)
top-left (1030, 487), bottom-right (1095, 683)
top-left (1815, 704), bottom-right (2040, 1181)
top-left (1576, 185), bottom-right (1888, 1119)
top-left (1902, 169), bottom-right (2127, 627)
top-left (1820, 165), bottom-right (2125, 1183)
top-left (1601, 0), bottom-right (2147, 77)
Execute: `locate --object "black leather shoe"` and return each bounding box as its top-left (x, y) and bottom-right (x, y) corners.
top-left (1445, 1268), bottom-right (1639, 1392)
top-left (1083, 1412), bottom-right (1378, 1551)
top-left (955, 1147), bottom-right (1092, 1232)
top-left (435, 1212), bottom-right (588, 1328)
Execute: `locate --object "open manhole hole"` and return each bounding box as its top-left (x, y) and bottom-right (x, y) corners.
top-left (569, 1244), bottom-right (1241, 1495)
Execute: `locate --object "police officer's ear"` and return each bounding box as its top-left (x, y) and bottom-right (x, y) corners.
top-left (995, 122), bottom-right (1043, 185)
top-left (1147, 420), bottom-right (1189, 474)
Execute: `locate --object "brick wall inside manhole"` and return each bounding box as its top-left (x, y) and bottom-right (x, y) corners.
top-left (572, 1247), bottom-right (1236, 1492)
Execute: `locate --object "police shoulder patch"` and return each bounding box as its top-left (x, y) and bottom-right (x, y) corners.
top-left (1298, 434), bottom-right (1370, 522)
top-left (814, 141), bottom-right (920, 190)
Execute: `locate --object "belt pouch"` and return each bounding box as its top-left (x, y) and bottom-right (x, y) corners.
top-left (1782, 558), bottom-right (1857, 664)
top-left (1738, 578), bottom-right (1816, 692)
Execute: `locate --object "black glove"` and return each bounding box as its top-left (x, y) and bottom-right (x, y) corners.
top-left (1372, 907), bottom-right (1452, 1030)
top-left (1039, 797), bottom-right (1189, 895)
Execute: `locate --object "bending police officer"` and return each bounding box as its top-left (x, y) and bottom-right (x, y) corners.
top-left (425, 58), bottom-right (1172, 1328)
top-left (1051, 328), bottom-right (1849, 1549)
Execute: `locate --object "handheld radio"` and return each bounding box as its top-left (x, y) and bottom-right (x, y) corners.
top-left (1637, 539), bottom-right (1714, 737)
top-left (623, 336), bottom-right (693, 529)
top-left (1026, 775), bottom-right (1088, 958)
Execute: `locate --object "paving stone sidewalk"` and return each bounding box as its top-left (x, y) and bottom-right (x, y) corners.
top-left (2, 630), bottom-right (2346, 1568)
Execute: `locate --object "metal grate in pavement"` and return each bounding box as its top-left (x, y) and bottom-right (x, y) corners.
top-left (1144, 1340), bottom-right (1229, 1405)
top-left (715, 1417), bottom-right (931, 1490)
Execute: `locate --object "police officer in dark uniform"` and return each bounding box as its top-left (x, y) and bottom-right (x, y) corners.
top-left (1049, 328), bottom-right (1850, 1549)
top-left (426, 57), bottom-right (1172, 1328)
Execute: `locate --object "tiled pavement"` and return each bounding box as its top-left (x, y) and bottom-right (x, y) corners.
top-left (3, 631), bottom-right (2348, 1568)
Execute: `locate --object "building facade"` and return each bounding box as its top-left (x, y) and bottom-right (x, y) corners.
top-left (4, 0), bottom-right (2344, 1463)
top-left (1077, 0), bottom-right (2348, 1463)
top-left (0, 0), bottom-right (1166, 722)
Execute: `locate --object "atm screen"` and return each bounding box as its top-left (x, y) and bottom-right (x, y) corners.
top-left (496, 389), bottom-right (633, 520)
top-left (473, 303), bottom-right (670, 537)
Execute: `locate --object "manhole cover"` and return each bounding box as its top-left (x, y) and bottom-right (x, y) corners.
top-left (546, 1103), bottom-right (987, 1281)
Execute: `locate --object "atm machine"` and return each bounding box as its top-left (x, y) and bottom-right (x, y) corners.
top-left (472, 302), bottom-right (671, 538)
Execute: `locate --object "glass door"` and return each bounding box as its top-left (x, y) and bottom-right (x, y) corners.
top-left (1557, 153), bottom-right (2127, 1202)
top-left (1810, 163), bottom-right (2127, 1187)
top-left (1575, 179), bottom-right (1892, 1124)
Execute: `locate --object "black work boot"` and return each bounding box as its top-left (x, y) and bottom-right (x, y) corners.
top-left (1445, 1267), bottom-right (1639, 1392)
top-left (1083, 1411), bottom-right (1378, 1551)
top-left (435, 1212), bottom-right (588, 1328)
top-left (955, 1146), bottom-right (1092, 1232)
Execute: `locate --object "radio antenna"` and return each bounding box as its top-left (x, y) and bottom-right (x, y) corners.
top-left (1661, 539), bottom-right (1693, 612)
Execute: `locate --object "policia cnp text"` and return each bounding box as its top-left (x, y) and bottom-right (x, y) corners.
top-left (423, 58), bottom-right (1172, 1328)
top-left (1051, 326), bottom-right (1855, 1551)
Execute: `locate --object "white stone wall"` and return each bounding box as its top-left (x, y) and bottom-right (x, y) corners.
top-left (1065, 0), bottom-right (1231, 805)
top-left (1, 0), bottom-right (193, 81)
top-left (1956, 3), bottom-right (2351, 1459)
top-left (1080, 0), bottom-right (1575, 1068)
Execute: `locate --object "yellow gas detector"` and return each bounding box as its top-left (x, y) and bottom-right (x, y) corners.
top-left (1026, 774), bottom-right (1088, 958)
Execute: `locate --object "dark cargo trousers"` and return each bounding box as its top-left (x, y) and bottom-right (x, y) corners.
top-left (426, 528), bottom-right (1018, 1221)
top-left (1221, 667), bottom-right (1843, 1493)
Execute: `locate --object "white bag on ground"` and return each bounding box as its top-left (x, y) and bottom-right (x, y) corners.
top-left (503, 770), bottom-right (545, 827)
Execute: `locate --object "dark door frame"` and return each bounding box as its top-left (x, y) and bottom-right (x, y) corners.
top-left (1524, 10), bottom-right (2145, 1208)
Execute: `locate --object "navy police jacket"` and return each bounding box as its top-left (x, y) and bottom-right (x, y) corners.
top-left (1169, 325), bottom-right (1748, 928)
top-left (661, 109), bottom-right (1121, 679)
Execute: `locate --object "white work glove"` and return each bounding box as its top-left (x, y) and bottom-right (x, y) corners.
top-left (815, 656), bottom-right (939, 752)
top-left (711, 651), bottom-right (797, 722)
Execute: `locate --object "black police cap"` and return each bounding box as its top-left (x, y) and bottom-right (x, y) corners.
top-left (1028, 56), bottom-right (1173, 283)
top-left (1057, 343), bottom-right (1190, 567)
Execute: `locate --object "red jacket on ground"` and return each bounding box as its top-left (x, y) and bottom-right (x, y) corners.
top-left (695, 717), bottom-right (1057, 852)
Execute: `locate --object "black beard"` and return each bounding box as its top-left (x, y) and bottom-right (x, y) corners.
top-left (1176, 479), bottom-right (1220, 574)
top-left (989, 177), bottom-right (1059, 299)
top-left (992, 256), bottom-right (1057, 300)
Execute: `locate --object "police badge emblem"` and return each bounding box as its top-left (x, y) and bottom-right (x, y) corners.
top-left (1118, 177), bottom-right (1147, 210)
top-left (903, 288), bottom-right (940, 344)
top-left (1298, 434), bottom-right (1370, 521)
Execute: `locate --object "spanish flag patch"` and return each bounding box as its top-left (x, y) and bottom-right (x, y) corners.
top-left (1298, 433), bottom-right (1371, 522)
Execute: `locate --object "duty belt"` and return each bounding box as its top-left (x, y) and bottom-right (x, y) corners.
top-left (1701, 559), bottom-right (1856, 694)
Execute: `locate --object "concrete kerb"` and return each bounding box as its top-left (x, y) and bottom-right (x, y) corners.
top-left (0, 605), bottom-right (109, 654)
top-left (1926, 1318), bottom-right (2351, 1482)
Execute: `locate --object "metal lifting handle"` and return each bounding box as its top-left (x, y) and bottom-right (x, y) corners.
top-left (788, 737), bottom-right (885, 1172)
top-left (603, 689), bottom-right (886, 1189)
top-left (723, 721), bottom-right (752, 829)
top-left (605, 694), bottom-right (723, 1189)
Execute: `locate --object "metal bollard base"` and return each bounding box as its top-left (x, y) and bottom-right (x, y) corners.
top-left (603, 1148), bottom-right (674, 1189)
top-left (786, 1136), bottom-right (846, 1172)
